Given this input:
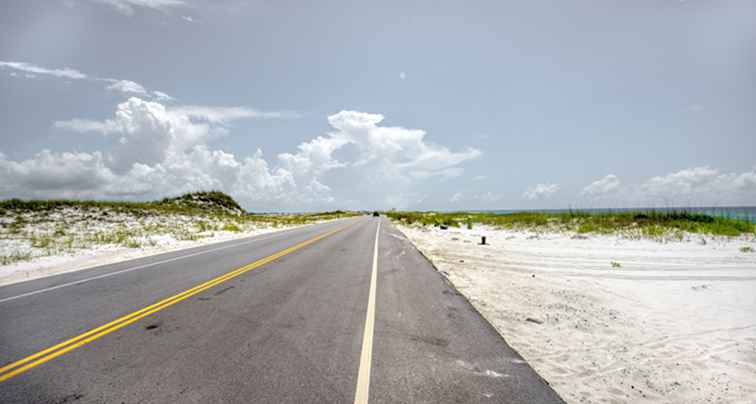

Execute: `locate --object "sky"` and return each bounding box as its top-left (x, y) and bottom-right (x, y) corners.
top-left (0, 0), bottom-right (754, 212)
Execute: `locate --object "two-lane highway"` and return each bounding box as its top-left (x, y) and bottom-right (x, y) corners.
top-left (0, 216), bottom-right (563, 403)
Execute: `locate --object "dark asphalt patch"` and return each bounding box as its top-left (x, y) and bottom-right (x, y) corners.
top-left (214, 286), bottom-right (234, 296)
top-left (54, 393), bottom-right (84, 404)
top-left (409, 334), bottom-right (449, 347)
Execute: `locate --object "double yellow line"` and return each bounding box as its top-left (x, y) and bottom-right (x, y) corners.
top-left (0, 222), bottom-right (353, 382)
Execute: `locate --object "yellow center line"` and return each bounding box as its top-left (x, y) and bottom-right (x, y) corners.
top-left (354, 219), bottom-right (380, 403)
top-left (0, 221), bottom-right (356, 383)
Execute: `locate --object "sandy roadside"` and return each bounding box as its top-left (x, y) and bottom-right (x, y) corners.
top-left (0, 222), bottom-right (318, 288)
top-left (397, 223), bottom-right (756, 404)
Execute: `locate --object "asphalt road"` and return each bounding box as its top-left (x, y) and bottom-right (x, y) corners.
top-left (0, 216), bottom-right (563, 403)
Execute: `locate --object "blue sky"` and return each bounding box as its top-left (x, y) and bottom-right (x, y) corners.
top-left (1, 0), bottom-right (754, 211)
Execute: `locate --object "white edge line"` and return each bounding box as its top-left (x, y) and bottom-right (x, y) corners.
top-left (0, 219), bottom-right (351, 304)
top-left (354, 219), bottom-right (380, 404)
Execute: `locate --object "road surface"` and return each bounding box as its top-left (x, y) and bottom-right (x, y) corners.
top-left (0, 216), bottom-right (563, 403)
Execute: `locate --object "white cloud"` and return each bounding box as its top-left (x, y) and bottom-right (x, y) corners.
top-left (87, 0), bottom-right (186, 15)
top-left (0, 61), bottom-right (87, 80)
top-left (399, 72), bottom-right (406, 80)
top-left (0, 150), bottom-right (112, 196)
top-left (522, 183), bottom-right (559, 200)
top-left (278, 110), bottom-right (480, 208)
top-left (15, 99), bottom-right (479, 210)
top-left (52, 98), bottom-right (261, 172)
top-left (53, 119), bottom-right (120, 133)
top-left (324, 110), bottom-right (480, 179)
top-left (448, 191), bottom-right (501, 205)
top-left (170, 105), bottom-right (296, 123)
top-left (642, 166), bottom-right (718, 195)
top-left (105, 79), bottom-right (147, 95)
top-left (582, 174), bottom-right (621, 197)
top-left (152, 91), bottom-right (175, 101)
top-left (472, 175), bottom-right (486, 181)
top-left (182, 15), bottom-right (194, 22)
top-left (2, 60), bottom-right (177, 102)
top-left (475, 192), bottom-right (502, 203)
top-left (640, 166), bottom-right (756, 204)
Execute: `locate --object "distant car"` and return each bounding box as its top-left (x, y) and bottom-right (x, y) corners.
top-left (372, 211), bottom-right (380, 217)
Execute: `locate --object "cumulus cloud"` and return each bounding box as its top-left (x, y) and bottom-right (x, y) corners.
top-left (325, 110), bottom-right (480, 179)
top-left (87, 0), bottom-right (186, 15)
top-left (6, 99), bottom-right (479, 210)
top-left (522, 183), bottom-right (559, 200)
top-left (450, 192), bottom-right (463, 203)
top-left (582, 174), bottom-right (621, 197)
top-left (0, 150), bottom-right (112, 198)
top-left (277, 110), bottom-right (480, 208)
top-left (0, 61), bottom-right (87, 80)
top-left (105, 79), bottom-right (147, 95)
top-left (52, 98), bottom-right (264, 172)
top-left (640, 166), bottom-right (756, 203)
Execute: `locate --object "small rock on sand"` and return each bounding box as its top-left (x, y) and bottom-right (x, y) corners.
top-left (525, 317), bottom-right (544, 325)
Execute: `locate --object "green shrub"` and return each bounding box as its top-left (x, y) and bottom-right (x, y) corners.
top-left (1, 252), bottom-right (32, 266)
top-left (642, 225), bottom-right (666, 238)
top-left (577, 223), bottom-right (597, 234)
top-left (31, 235), bottom-right (52, 248)
top-left (222, 223), bottom-right (242, 232)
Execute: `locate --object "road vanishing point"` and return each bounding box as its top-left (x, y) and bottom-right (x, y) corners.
top-left (0, 216), bottom-right (563, 403)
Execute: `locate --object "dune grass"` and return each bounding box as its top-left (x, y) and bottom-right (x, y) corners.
top-left (0, 192), bottom-right (358, 225)
top-left (0, 191), bottom-right (244, 216)
top-left (386, 210), bottom-right (755, 237)
top-left (0, 192), bottom-right (359, 266)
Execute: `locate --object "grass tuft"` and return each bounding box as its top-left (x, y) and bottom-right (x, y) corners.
top-left (222, 223), bottom-right (242, 232)
top-left (1, 252), bottom-right (32, 266)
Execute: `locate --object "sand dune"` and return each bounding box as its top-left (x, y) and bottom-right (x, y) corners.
top-left (398, 224), bottom-right (756, 403)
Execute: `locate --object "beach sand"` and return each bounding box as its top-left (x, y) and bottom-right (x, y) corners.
top-left (0, 207), bottom-right (323, 287)
top-left (398, 224), bottom-right (756, 403)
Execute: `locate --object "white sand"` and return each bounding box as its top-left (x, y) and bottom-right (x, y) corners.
top-left (398, 224), bottom-right (756, 404)
top-left (0, 207), bottom-right (324, 287)
top-left (0, 226), bottom-right (300, 287)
